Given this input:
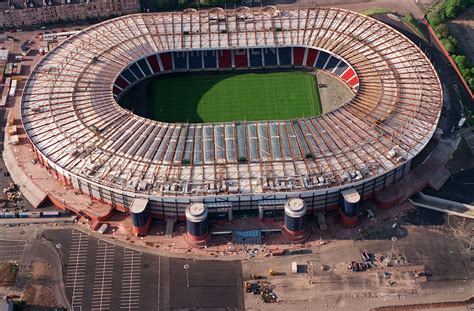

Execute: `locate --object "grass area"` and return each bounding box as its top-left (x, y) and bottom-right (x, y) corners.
top-left (359, 8), bottom-right (393, 16)
top-left (402, 13), bottom-right (430, 43)
top-left (147, 72), bottom-right (322, 123)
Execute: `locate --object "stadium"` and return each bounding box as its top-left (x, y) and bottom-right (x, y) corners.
top-left (21, 7), bottom-right (442, 240)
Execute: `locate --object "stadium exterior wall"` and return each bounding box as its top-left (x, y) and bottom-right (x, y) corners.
top-left (30, 142), bottom-right (411, 220)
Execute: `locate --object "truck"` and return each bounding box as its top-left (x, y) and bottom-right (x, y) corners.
top-left (8, 80), bottom-right (17, 97)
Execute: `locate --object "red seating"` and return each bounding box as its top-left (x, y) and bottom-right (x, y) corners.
top-left (159, 52), bottom-right (173, 71)
top-left (218, 49), bottom-right (232, 68)
top-left (347, 76), bottom-right (359, 87)
top-left (146, 55), bottom-right (161, 73)
top-left (305, 49), bottom-right (318, 67)
top-left (113, 86), bottom-right (122, 96)
top-left (234, 49), bottom-right (248, 68)
top-left (293, 47), bottom-right (305, 66)
top-left (114, 76), bottom-right (129, 90)
top-left (341, 68), bottom-right (355, 81)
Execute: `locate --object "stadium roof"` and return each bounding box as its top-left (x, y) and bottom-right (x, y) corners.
top-left (21, 7), bottom-right (442, 197)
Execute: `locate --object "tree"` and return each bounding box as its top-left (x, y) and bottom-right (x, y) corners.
top-left (461, 68), bottom-right (471, 79)
top-left (427, 3), bottom-right (447, 27)
top-left (469, 77), bottom-right (474, 90)
top-left (454, 55), bottom-right (467, 69)
top-left (441, 36), bottom-right (457, 54)
top-left (445, 0), bottom-right (466, 18)
top-left (434, 23), bottom-right (449, 38)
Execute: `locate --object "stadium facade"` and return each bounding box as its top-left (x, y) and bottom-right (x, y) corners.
top-left (21, 7), bottom-right (442, 236)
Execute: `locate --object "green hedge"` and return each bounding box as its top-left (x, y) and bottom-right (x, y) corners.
top-left (427, 0), bottom-right (474, 91)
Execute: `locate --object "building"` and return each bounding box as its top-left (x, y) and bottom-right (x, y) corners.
top-left (0, 298), bottom-right (13, 311)
top-left (0, 0), bottom-right (140, 28)
top-left (21, 7), bottom-right (442, 235)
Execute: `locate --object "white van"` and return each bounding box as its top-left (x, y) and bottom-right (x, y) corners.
top-left (98, 223), bottom-right (109, 234)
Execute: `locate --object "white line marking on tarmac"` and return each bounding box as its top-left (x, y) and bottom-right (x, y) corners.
top-left (157, 256), bottom-right (160, 311)
top-left (92, 240), bottom-right (115, 311)
top-left (120, 249), bottom-right (142, 310)
top-left (66, 230), bottom-right (89, 310)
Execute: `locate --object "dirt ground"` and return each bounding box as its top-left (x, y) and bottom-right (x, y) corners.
top-left (0, 262), bottom-right (17, 287)
top-left (447, 6), bottom-right (474, 62)
top-left (242, 207), bottom-right (474, 310)
top-left (20, 261), bottom-right (59, 309)
top-left (317, 70), bottom-right (354, 114)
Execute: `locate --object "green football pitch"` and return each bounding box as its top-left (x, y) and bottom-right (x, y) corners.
top-left (128, 72), bottom-right (322, 123)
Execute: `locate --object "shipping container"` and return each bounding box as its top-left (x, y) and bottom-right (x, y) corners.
top-left (5, 63), bottom-right (13, 76)
top-left (2, 212), bottom-right (17, 218)
top-left (18, 212), bottom-right (30, 218)
top-left (0, 66), bottom-right (4, 83)
top-left (18, 211), bottom-right (41, 218)
top-left (8, 80), bottom-right (17, 97)
top-left (42, 211), bottom-right (60, 217)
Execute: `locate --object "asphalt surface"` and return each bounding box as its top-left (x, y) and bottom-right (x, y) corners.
top-left (42, 229), bottom-right (245, 311)
top-left (0, 239), bottom-right (26, 262)
top-left (425, 168), bottom-right (474, 205)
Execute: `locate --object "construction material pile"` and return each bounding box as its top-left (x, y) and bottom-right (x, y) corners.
top-left (3, 183), bottom-right (22, 203)
top-left (245, 281), bottom-right (278, 303)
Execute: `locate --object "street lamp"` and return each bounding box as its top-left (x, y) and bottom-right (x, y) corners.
top-left (390, 237), bottom-right (397, 260)
top-left (56, 243), bottom-right (64, 266)
top-left (183, 264), bottom-right (190, 288)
